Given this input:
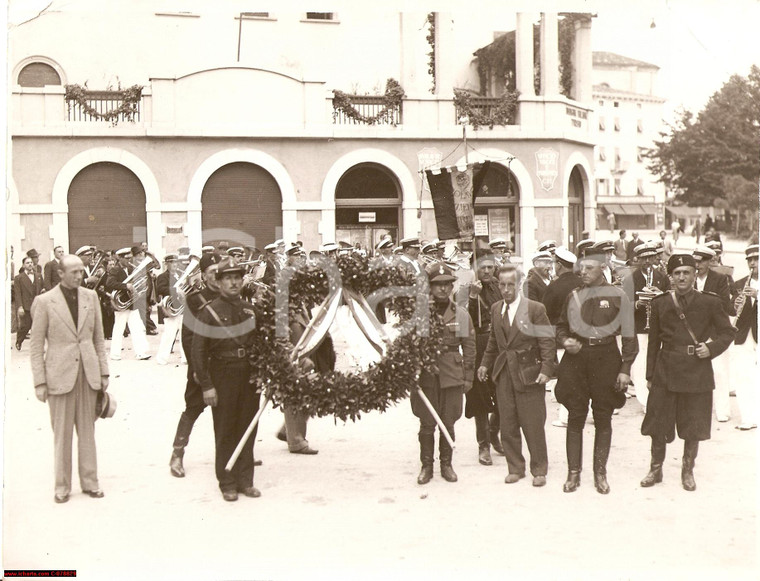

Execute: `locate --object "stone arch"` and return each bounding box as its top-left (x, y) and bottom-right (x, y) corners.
top-left (12, 55), bottom-right (67, 86)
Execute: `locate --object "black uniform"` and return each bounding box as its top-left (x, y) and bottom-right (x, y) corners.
top-left (733, 275), bottom-right (758, 345)
top-left (193, 294), bottom-right (259, 494)
top-left (641, 289), bottom-right (735, 442)
top-left (542, 271), bottom-right (582, 326)
top-left (523, 268), bottom-right (550, 302)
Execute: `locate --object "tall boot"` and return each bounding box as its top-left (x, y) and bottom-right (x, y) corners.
top-left (593, 429), bottom-right (612, 494)
top-left (640, 438), bottom-right (667, 487)
top-left (417, 432), bottom-right (435, 485)
top-left (681, 440), bottom-right (699, 491)
top-left (439, 427), bottom-right (458, 483)
top-left (170, 413), bottom-right (195, 478)
top-left (475, 414), bottom-right (493, 466)
top-left (563, 429), bottom-right (583, 493)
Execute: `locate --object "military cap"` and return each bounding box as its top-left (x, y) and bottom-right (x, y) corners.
top-left (489, 238), bottom-right (508, 249)
top-left (421, 240), bottom-right (438, 254)
top-left (274, 239), bottom-right (285, 247)
top-left (393, 246), bottom-right (403, 255)
top-left (285, 244), bottom-right (305, 256)
top-left (426, 262), bottom-right (457, 283)
top-left (376, 238), bottom-right (394, 250)
top-left (575, 239), bottom-right (595, 255)
top-left (164, 253), bottom-right (179, 262)
top-left (531, 251), bottom-right (553, 263)
top-left (634, 242), bottom-right (658, 259)
top-left (554, 246), bottom-right (577, 267)
top-left (199, 252), bottom-right (222, 272)
top-left (667, 253), bottom-right (696, 273)
top-left (705, 240), bottom-right (723, 254)
top-left (596, 239), bottom-right (615, 252)
top-left (201, 245), bottom-right (215, 254)
top-left (745, 244), bottom-right (759, 259)
top-left (75, 245), bottom-right (94, 256)
top-left (435, 239), bottom-right (446, 248)
top-left (264, 242), bottom-right (278, 252)
top-left (538, 240), bottom-right (557, 253)
top-left (692, 246), bottom-right (716, 261)
top-left (320, 242), bottom-right (340, 253)
top-left (115, 248), bottom-right (132, 257)
top-left (400, 237), bottom-right (421, 249)
top-left (215, 257), bottom-right (245, 278)
top-left (227, 246), bottom-right (245, 257)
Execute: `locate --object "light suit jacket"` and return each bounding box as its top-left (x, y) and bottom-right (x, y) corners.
top-left (30, 285), bottom-right (109, 394)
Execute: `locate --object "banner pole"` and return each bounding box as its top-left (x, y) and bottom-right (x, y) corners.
top-left (225, 393), bottom-right (271, 472)
top-left (416, 387), bottom-right (456, 449)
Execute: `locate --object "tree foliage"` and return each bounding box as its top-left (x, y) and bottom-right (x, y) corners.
top-left (646, 65), bottom-right (760, 207)
top-left (723, 174), bottom-right (758, 236)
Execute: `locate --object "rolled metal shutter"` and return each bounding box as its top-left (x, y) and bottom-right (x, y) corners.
top-left (18, 63), bottom-right (61, 87)
top-left (67, 162), bottom-right (147, 253)
top-left (201, 162), bottom-right (282, 248)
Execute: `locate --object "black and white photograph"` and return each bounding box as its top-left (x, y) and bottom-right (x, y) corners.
top-left (2, 0), bottom-right (759, 579)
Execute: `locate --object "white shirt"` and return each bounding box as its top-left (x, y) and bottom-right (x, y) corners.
top-left (400, 254), bottom-right (420, 274)
top-left (696, 273), bottom-right (707, 292)
top-left (500, 294), bottom-right (521, 326)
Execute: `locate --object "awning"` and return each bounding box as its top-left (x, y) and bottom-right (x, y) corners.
top-left (665, 205), bottom-right (703, 218)
top-left (600, 204), bottom-right (625, 214)
top-left (639, 204), bottom-right (657, 215)
top-left (602, 203), bottom-right (658, 216)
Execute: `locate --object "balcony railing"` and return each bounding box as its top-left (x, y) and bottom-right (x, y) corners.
top-left (332, 95), bottom-right (402, 126)
top-left (66, 90), bottom-right (142, 123)
top-left (453, 95), bottom-right (518, 128)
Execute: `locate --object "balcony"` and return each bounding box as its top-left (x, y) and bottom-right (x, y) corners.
top-left (65, 89), bottom-right (142, 124)
top-left (332, 94), bottom-right (402, 126)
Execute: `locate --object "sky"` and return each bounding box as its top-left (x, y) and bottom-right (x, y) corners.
top-left (6, 0), bottom-right (760, 118)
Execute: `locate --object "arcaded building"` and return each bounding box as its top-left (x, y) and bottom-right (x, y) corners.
top-left (9, 5), bottom-right (598, 261)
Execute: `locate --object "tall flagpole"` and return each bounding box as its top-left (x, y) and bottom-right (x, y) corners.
top-left (462, 118), bottom-right (482, 328)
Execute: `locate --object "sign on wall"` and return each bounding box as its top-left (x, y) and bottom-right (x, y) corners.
top-left (535, 147), bottom-right (559, 191)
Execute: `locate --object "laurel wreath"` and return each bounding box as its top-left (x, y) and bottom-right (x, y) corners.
top-left (249, 255), bottom-right (444, 422)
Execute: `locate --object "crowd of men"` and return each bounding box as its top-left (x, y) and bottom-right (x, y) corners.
top-left (16, 229), bottom-right (758, 502)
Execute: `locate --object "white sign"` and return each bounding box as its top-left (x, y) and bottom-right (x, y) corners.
top-left (358, 212), bottom-right (376, 223)
top-left (417, 147), bottom-right (442, 193)
top-left (474, 214), bottom-right (489, 236)
top-left (535, 147), bottom-right (559, 191)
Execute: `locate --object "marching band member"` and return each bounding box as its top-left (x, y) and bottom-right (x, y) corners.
top-left (640, 254), bottom-right (735, 491)
top-left (76, 246), bottom-right (113, 339)
top-left (488, 238), bottom-right (510, 266)
top-left (106, 248), bottom-right (150, 361)
top-left (537, 239), bottom-right (557, 279)
top-left (398, 237), bottom-right (423, 277)
top-left (372, 238), bottom-right (395, 267)
top-left (732, 244), bottom-right (758, 431)
top-left (523, 251), bottom-right (553, 302)
top-left (155, 253), bottom-right (186, 366)
top-left (630, 242), bottom-right (670, 411)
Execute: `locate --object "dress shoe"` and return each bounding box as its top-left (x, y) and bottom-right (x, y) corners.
top-left (110, 356), bottom-right (122, 361)
top-left (736, 424), bottom-right (757, 431)
top-left (83, 489), bottom-right (105, 498)
top-left (15, 341), bottom-right (22, 351)
top-left (532, 475), bottom-right (546, 487)
top-left (54, 493), bottom-right (70, 504)
top-left (137, 354), bottom-right (151, 360)
top-left (254, 459), bottom-right (263, 466)
top-left (716, 415), bottom-right (729, 423)
top-left (504, 473), bottom-right (525, 484)
top-left (222, 490), bottom-right (239, 501)
top-left (239, 486), bottom-right (261, 498)
top-left (290, 446), bottom-right (318, 455)
top-left (170, 451), bottom-right (185, 478)
top-left (478, 447), bottom-right (493, 466)
top-left (147, 330), bottom-right (159, 336)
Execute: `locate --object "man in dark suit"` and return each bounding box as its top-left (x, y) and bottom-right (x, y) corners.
top-left (25, 248), bottom-right (43, 278)
top-left (640, 254), bottom-right (735, 491)
top-left (479, 263), bottom-right (556, 487)
top-left (626, 232), bottom-right (642, 262)
top-left (29, 254), bottom-right (110, 503)
top-left (13, 255), bottom-right (43, 350)
top-left (523, 251), bottom-right (553, 302)
top-left (43, 245), bottom-right (65, 291)
top-left (731, 244), bottom-right (758, 431)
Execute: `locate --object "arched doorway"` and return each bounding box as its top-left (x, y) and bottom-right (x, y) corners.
top-left (67, 162), bottom-right (147, 252)
top-left (474, 164), bottom-right (520, 253)
top-left (201, 162), bottom-right (282, 248)
top-left (335, 163), bottom-right (401, 250)
top-left (568, 166), bottom-right (586, 247)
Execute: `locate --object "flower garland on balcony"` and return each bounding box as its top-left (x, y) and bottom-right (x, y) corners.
top-left (453, 89), bottom-right (520, 129)
top-left (248, 254), bottom-right (444, 422)
top-left (426, 12), bottom-right (436, 93)
top-left (64, 84), bottom-right (143, 124)
top-left (332, 78), bottom-right (405, 126)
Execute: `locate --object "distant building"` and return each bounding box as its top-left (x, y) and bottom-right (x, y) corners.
top-left (9, 7), bottom-right (596, 259)
top-left (592, 51), bottom-right (667, 231)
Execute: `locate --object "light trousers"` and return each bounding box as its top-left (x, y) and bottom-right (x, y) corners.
top-left (733, 339), bottom-right (757, 426)
top-left (110, 308), bottom-right (149, 359)
top-left (156, 314), bottom-right (184, 364)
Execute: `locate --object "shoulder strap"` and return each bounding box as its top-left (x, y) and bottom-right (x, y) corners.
top-left (205, 304), bottom-right (247, 347)
top-left (670, 291), bottom-right (699, 345)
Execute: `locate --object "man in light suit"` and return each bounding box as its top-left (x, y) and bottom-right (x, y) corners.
top-left (479, 264), bottom-right (556, 487)
top-left (30, 255), bottom-right (110, 503)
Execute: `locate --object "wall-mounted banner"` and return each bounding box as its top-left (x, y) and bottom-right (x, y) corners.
top-left (535, 147), bottom-right (559, 191)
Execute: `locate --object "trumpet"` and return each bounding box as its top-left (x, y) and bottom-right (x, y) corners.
top-left (161, 255), bottom-right (201, 317)
top-left (110, 256), bottom-right (157, 311)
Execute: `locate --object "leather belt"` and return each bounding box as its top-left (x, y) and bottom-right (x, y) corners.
top-left (213, 347), bottom-right (249, 359)
top-left (579, 336), bottom-right (616, 346)
top-left (663, 344), bottom-right (696, 356)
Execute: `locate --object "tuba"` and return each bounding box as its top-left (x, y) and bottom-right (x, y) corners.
top-left (161, 255), bottom-right (201, 317)
top-left (109, 257), bottom-right (157, 311)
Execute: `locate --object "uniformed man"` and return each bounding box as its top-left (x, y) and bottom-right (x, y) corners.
top-left (575, 238), bottom-right (594, 258)
top-left (537, 239), bottom-right (557, 279)
top-left (523, 251), bottom-right (553, 302)
top-left (227, 246), bottom-right (245, 260)
top-left (192, 258), bottom-right (260, 501)
top-left (555, 245), bottom-right (638, 494)
top-left (413, 263), bottom-right (475, 484)
top-left (106, 248), bottom-right (150, 361)
top-left (630, 242), bottom-right (670, 410)
top-left (464, 254), bottom-right (503, 466)
top-left (373, 238), bottom-right (395, 267)
top-left (478, 264), bottom-right (556, 486)
top-left (169, 252), bottom-right (221, 478)
top-left (732, 244), bottom-right (758, 431)
top-left (488, 238), bottom-right (510, 266)
top-left (640, 253), bottom-right (736, 491)
top-left (421, 240), bottom-right (440, 265)
top-left (398, 237), bottom-right (423, 277)
top-left (542, 246), bottom-right (582, 428)
top-left (155, 253), bottom-right (185, 365)
top-left (597, 239), bottom-right (616, 284)
top-left (261, 242), bottom-right (281, 286)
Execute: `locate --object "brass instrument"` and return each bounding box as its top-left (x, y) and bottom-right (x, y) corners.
top-left (85, 249), bottom-right (107, 289)
top-left (636, 268), bottom-right (664, 330)
top-left (109, 256), bottom-right (157, 311)
top-left (734, 269), bottom-right (756, 319)
top-left (161, 255), bottom-right (201, 317)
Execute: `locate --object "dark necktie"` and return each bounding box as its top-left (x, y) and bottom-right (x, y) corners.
top-left (503, 302), bottom-right (510, 330)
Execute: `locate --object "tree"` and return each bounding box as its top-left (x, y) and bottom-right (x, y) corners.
top-left (646, 65), bottom-right (760, 207)
top-left (722, 174), bottom-right (758, 236)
